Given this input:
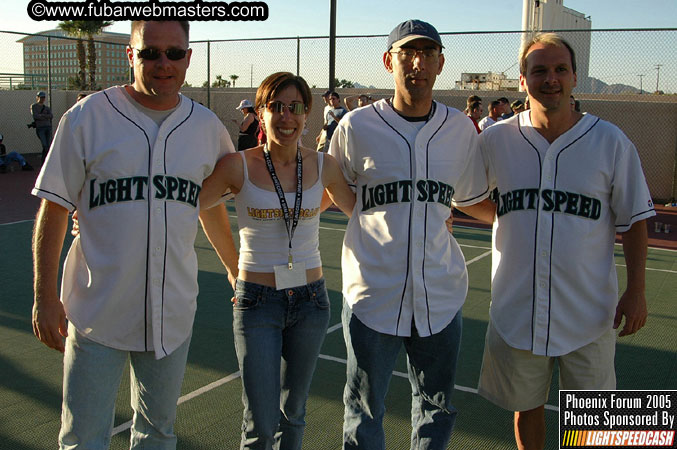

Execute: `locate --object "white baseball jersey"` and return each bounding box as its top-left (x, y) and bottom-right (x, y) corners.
top-left (329, 99), bottom-right (489, 337)
top-left (480, 112), bottom-right (655, 356)
top-left (478, 116), bottom-right (496, 131)
top-left (32, 86), bottom-right (234, 359)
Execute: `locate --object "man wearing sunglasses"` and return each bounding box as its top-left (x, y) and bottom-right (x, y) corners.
top-left (31, 20), bottom-right (237, 448)
top-left (330, 19), bottom-right (493, 449)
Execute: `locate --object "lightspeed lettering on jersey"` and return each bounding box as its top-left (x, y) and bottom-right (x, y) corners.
top-left (361, 179), bottom-right (454, 212)
top-left (89, 175), bottom-right (201, 209)
top-left (496, 188), bottom-right (601, 220)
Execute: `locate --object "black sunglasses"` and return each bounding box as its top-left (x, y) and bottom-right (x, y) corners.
top-left (265, 101), bottom-right (307, 115)
top-left (131, 47), bottom-right (188, 61)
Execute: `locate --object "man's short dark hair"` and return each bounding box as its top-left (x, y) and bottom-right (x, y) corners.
top-left (490, 100), bottom-right (502, 110)
top-left (467, 95), bottom-right (482, 105)
top-left (330, 91), bottom-right (340, 99)
top-left (130, 21), bottom-right (190, 44)
top-left (497, 97), bottom-right (509, 104)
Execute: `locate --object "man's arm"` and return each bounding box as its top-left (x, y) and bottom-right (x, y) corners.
top-left (456, 198), bottom-right (496, 224)
top-left (32, 199), bottom-right (69, 352)
top-left (614, 219), bottom-right (649, 336)
top-left (199, 203), bottom-right (239, 289)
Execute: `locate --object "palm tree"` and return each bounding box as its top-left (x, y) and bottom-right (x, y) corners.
top-left (82, 21), bottom-right (113, 90)
top-left (58, 21), bottom-right (87, 89)
top-left (58, 20), bottom-right (112, 90)
top-left (229, 74), bottom-right (239, 87)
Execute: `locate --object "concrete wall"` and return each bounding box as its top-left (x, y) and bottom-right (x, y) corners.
top-left (2, 89), bottom-right (675, 202)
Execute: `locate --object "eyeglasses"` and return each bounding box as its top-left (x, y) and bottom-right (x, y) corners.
top-left (265, 101), bottom-right (307, 115)
top-left (390, 48), bottom-right (441, 61)
top-left (131, 47), bottom-right (188, 61)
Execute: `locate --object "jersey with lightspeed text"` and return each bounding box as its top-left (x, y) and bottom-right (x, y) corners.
top-left (330, 99), bottom-right (489, 337)
top-left (480, 112), bottom-right (655, 356)
top-left (33, 86), bottom-right (235, 358)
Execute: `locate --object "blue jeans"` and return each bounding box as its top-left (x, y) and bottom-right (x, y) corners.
top-left (233, 278), bottom-right (331, 450)
top-left (342, 301), bottom-right (462, 450)
top-left (60, 322), bottom-right (191, 449)
top-left (36, 125), bottom-right (52, 160)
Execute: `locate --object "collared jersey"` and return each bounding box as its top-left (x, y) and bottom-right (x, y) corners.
top-left (32, 86), bottom-right (234, 359)
top-left (480, 112), bottom-right (655, 356)
top-left (329, 99), bottom-right (489, 337)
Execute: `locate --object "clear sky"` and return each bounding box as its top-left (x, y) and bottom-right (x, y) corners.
top-left (2, 0), bottom-right (676, 40)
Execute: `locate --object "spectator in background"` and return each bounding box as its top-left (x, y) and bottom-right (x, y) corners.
top-left (77, 92), bottom-right (88, 102)
top-left (467, 100), bottom-right (483, 134)
top-left (30, 91), bottom-right (53, 162)
top-left (465, 94), bottom-right (482, 114)
top-left (0, 133), bottom-right (33, 173)
top-left (315, 90), bottom-right (332, 151)
top-left (321, 91), bottom-right (347, 152)
top-left (511, 99), bottom-right (526, 115)
top-left (233, 99), bottom-right (260, 151)
top-left (570, 95), bottom-right (582, 112)
top-left (524, 95), bottom-right (530, 110)
top-left (345, 93), bottom-right (375, 111)
top-left (478, 99), bottom-right (502, 131)
top-left (498, 97), bottom-right (513, 120)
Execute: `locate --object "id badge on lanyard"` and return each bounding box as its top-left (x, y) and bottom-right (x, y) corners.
top-left (263, 146), bottom-right (308, 289)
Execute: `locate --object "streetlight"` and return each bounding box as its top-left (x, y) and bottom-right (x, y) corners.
top-left (637, 74), bottom-right (644, 94)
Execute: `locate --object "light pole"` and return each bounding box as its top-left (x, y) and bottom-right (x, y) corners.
top-left (655, 64), bottom-right (663, 93)
top-left (637, 74), bottom-right (644, 94)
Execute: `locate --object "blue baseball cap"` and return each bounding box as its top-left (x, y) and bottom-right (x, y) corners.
top-left (387, 19), bottom-right (444, 51)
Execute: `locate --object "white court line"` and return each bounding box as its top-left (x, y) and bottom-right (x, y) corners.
top-left (465, 250), bottom-right (492, 265)
top-left (616, 264), bottom-right (677, 274)
top-left (317, 354), bottom-right (559, 412)
top-left (112, 371), bottom-right (242, 435)
top-left (0, 219), bottom-right (35, 226)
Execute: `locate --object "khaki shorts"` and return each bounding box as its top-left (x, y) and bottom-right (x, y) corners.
top-left (477, 320), bottom-right (616, 412)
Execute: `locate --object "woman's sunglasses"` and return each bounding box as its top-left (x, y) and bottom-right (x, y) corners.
top-left (131, 47), bottom-right (188, 61)
top-left (265, 101), bottom-right (307, 115)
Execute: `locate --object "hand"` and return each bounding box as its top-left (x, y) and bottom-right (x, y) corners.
top-left (445, 210), bottom-right (454, 233)
top-left (613, 289), bottom-right (648, 337)
top-left (71, 210), bottom-right (80, 237)
top-left (32, 296), bottom-right (68, 352)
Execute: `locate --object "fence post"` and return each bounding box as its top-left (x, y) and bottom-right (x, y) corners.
top-left (296, 36), bottom-right (300, 77)
top-left (328, 0), bottom-right (336, 91)
top-left (207, 40), bottom-right (211, 109)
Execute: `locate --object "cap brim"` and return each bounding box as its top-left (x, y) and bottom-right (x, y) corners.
top-left (390, 35), bottom-right (443, 50)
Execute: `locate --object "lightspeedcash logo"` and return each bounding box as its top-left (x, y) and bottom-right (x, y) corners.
top-left (28, 0), bottom-right (269, 21)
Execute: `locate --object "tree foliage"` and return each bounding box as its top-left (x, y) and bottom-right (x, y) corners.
top-left (58, 20), bottom-right (112, 90)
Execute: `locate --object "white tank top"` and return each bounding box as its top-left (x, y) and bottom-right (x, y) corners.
top-left (234, 151), bottom-right (325, 272)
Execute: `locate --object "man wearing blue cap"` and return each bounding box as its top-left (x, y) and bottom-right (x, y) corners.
top-left (329, 19), bottom-right (492, 449)
top-left (30, 91), bottom-right (53, 162)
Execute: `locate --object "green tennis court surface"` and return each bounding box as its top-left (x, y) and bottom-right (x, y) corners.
top-left (1, 206), bottom-right (675, 449)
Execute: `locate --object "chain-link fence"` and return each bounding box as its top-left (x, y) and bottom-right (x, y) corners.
top-left (1, 28), bottom-right (675, 201)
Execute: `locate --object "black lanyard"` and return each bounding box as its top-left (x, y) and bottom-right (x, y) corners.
top-left (262, 145), bottom-right (303, 269)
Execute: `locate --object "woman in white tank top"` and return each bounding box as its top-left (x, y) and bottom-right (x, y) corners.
top-left (199, 72), bottom-right (354, 449)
